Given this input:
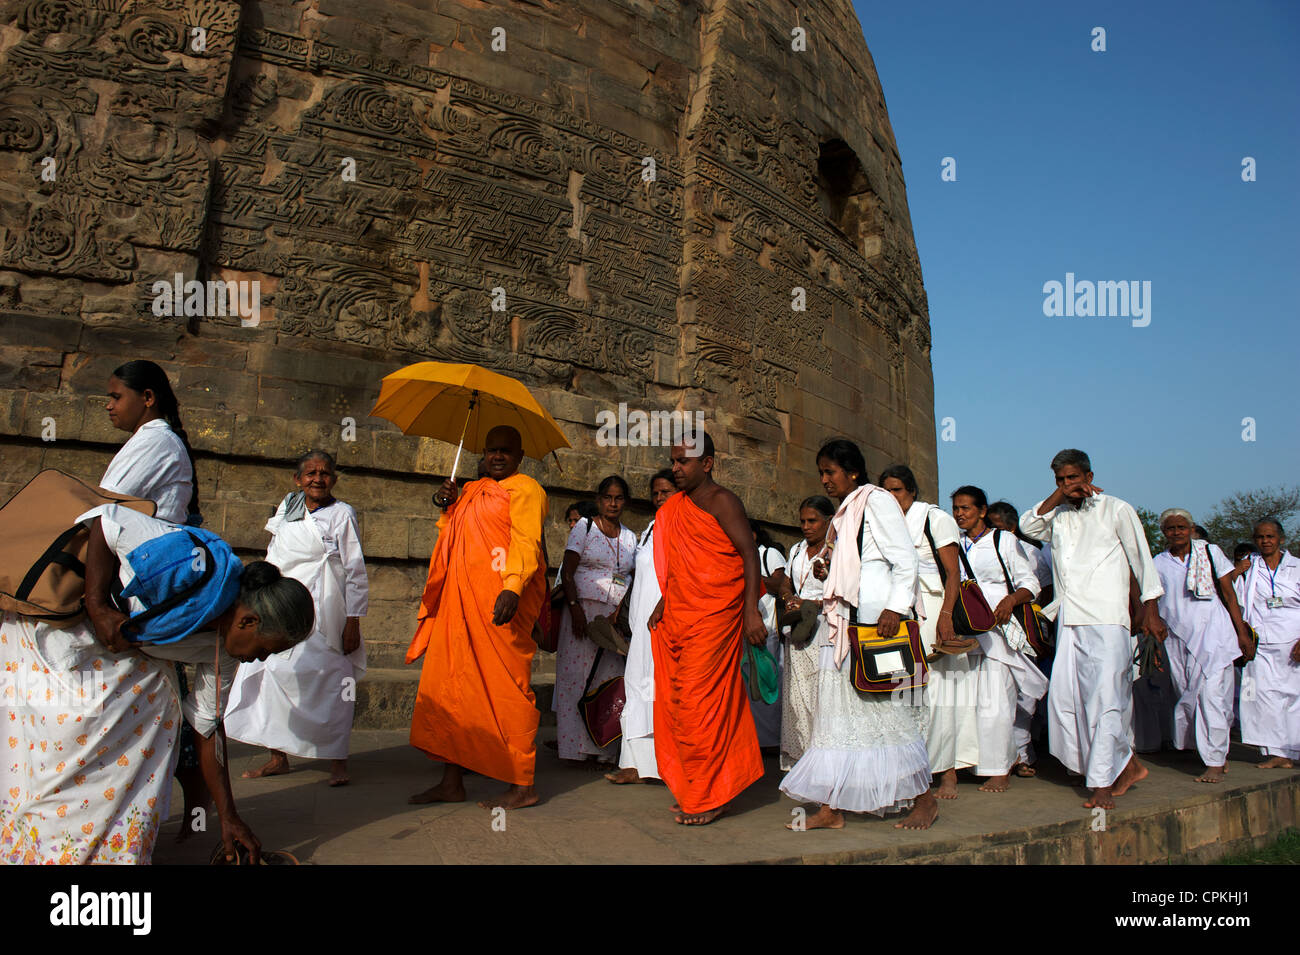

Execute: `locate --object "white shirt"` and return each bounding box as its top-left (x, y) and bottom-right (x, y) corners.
top-left (904, 501), bottom-right (959, 596)
top-left (759, 543), bottom-right (788, 577)
top-left (99, 419), bottom-right (193, 524)
top-left (788, 539), bottom-right (828, 602)
top-left (1018, 538), bottom-right (1053, 591)
top-left (857, 487), bottom-right (919, 616)
top-left (1236, 552), bottom-right (1300, 646)
top-left (77, 503), bottom-right (236, 738)
top-left (1019, 493), bottom-right (1163, 627)
top-left (958, 528), bottom-right (1040, 609)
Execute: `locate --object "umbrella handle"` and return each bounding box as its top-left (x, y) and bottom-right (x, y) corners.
top-left (449, 391), bottom-right (477, 482)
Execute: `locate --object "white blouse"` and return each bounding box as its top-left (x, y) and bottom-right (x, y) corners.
top-left (99, 419), bottom-right (193, 523)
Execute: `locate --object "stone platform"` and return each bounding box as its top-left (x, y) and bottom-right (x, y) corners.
top-left (151, 732), bottom-right (1299, 865)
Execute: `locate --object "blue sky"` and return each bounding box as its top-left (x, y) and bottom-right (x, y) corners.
top-left (852, 0), bottom-right (1299, 522)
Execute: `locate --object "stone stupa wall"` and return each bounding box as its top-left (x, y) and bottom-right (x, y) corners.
top-left (0, 0), bottom-right (935, 642)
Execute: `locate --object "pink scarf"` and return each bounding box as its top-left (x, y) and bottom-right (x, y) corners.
top-left (823, 484), bottom-right (877, 668)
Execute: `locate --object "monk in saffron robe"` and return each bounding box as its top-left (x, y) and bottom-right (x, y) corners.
top-left (649, 432), bottom-right (767, 825)
top-left (407, 426), bottom-right (548, 811)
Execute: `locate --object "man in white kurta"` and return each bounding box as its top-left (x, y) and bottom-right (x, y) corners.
top-left (1235, 537), bottom-right (1300, 766)
top-left (224, 495), bottom-right (368, 773)
top-left (1019, 451), bottom-right (1163, 809)
top-left (1151, 526), bottom-right (1248, 780)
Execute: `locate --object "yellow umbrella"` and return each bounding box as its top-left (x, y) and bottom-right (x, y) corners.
top-left (369, 362), bottom-right (570, 478)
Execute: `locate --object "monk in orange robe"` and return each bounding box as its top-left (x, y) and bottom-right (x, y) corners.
top-left (649, 431), bottom-right (767, 825)
top-left (407, 425), bottom-right (548, 810)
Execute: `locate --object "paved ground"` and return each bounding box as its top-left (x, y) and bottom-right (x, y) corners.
top-left (151, 728), bottom-right (1300, 864)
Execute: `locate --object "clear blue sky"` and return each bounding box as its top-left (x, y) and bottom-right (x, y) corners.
top-left (852, 0), bottom-right (1299, 522)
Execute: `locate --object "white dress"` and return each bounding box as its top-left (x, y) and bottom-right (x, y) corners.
top-left (780, 486), bottom-right (928, 814)
top-left (780, 539), bottom-right (827, 771)
top-left (617, 520), bottom-right (661, 778)
top-left (958, 529), bottom-right (1048, 777)
top-left (751, 543), bottom-right (788, 748)
top-left (223, 497), bottom-right (369, 760)
top-left (1236, 553), bottom-right (1300, 760)
top-left (552, 519), bottom-right (636, 761)
top-left (98, 418), bottom-right (192, 524)
top-left (905, 502), bottom-right (978, 775)
top-left (1153, 545), bottom-right (1240, 766)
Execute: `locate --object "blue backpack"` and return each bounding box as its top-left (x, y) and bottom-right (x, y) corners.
top-left (117, 527), bottom-right (243, 645)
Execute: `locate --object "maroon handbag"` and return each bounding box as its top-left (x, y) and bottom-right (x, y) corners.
top-left (925, 517), bottom-right (995, 635)
top-left (579, 648), bottom-right (625, 748)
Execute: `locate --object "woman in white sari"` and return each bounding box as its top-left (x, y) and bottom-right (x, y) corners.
top-left (224, 451), bottom-right (368, 786)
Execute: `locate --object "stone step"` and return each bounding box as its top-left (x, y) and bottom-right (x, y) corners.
top-left (354, 664), bottom-right (556, 730)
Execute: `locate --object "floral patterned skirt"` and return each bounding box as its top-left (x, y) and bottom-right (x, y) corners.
top-left (1, 613), bottom-right (180, 865)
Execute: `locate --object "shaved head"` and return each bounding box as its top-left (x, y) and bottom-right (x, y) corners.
top-left (482, 425), bottom-right (524, 481)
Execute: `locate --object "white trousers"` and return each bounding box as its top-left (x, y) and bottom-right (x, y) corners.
top-left (1164, 636), bottom-right (1233, 767)
top-left (1240, 642), bottom-right (1300, 760)
top-left (1048, 625), bottom-right (1134, 788)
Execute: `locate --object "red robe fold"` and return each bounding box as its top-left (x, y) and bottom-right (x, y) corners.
top-left (407, 474), bottom-right (547, 786)
top-left (652, 491), bottom-right (764, 813)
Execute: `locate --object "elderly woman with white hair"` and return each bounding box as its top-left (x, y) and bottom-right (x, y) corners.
top-left (1148, 508), bottom-right (1256, 781)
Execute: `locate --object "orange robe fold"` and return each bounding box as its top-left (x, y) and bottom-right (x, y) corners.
top-left (407, 473), bottom-right (548, 786)
top-left (652, 492), bottom-right (764, 813)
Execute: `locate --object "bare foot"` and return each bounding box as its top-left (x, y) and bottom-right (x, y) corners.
top-left (670, 803), bottom-right (680, 812)
top-left (605, 767), bottom-right (642, 784)
top-left (895, 791), bottom-right (938, 829)
top-left (1259, 757), bottom-right (1295, 769)
top-left (934, 768), bottom-right (959, 799)
top-left (1012, 762), bottom-right (1037, 778)
top-left (1083, 786), bottom-right (1115, 809)
top-left (408, 780), bottom-right (466, 804)
top-left (676, 804), bottom-right (728, 825)
top-left (242, 754), bottom-right (290, 779)
top-left (790, 805), bottom-right (844, 830)
top-left (979, 774), bottom-right (1011, 793)
top-left (1196, 765), bottom-right (1227, 783)
top-left (478, 784), bottom-right (539, 810)
top-left (328, 759), bottom-right (349, 787)
top-left (1112, 756), bottom-right (1148, 796)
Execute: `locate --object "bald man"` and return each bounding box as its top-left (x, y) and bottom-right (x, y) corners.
top-left (407, 425), bottom-right (549, 810)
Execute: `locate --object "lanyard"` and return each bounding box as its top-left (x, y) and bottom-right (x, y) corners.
top-left (962, 526), bottom-right (989, 555)
top-left (597, 521), bottom-right (624, 573)
top-left (1265, 557), bottom-right (1283, 597)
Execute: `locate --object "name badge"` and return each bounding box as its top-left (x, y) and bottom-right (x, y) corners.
top-left (612, 574), bottom-right (629, 589)
top-left (1266, 596), bottom-right (1284, 609)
